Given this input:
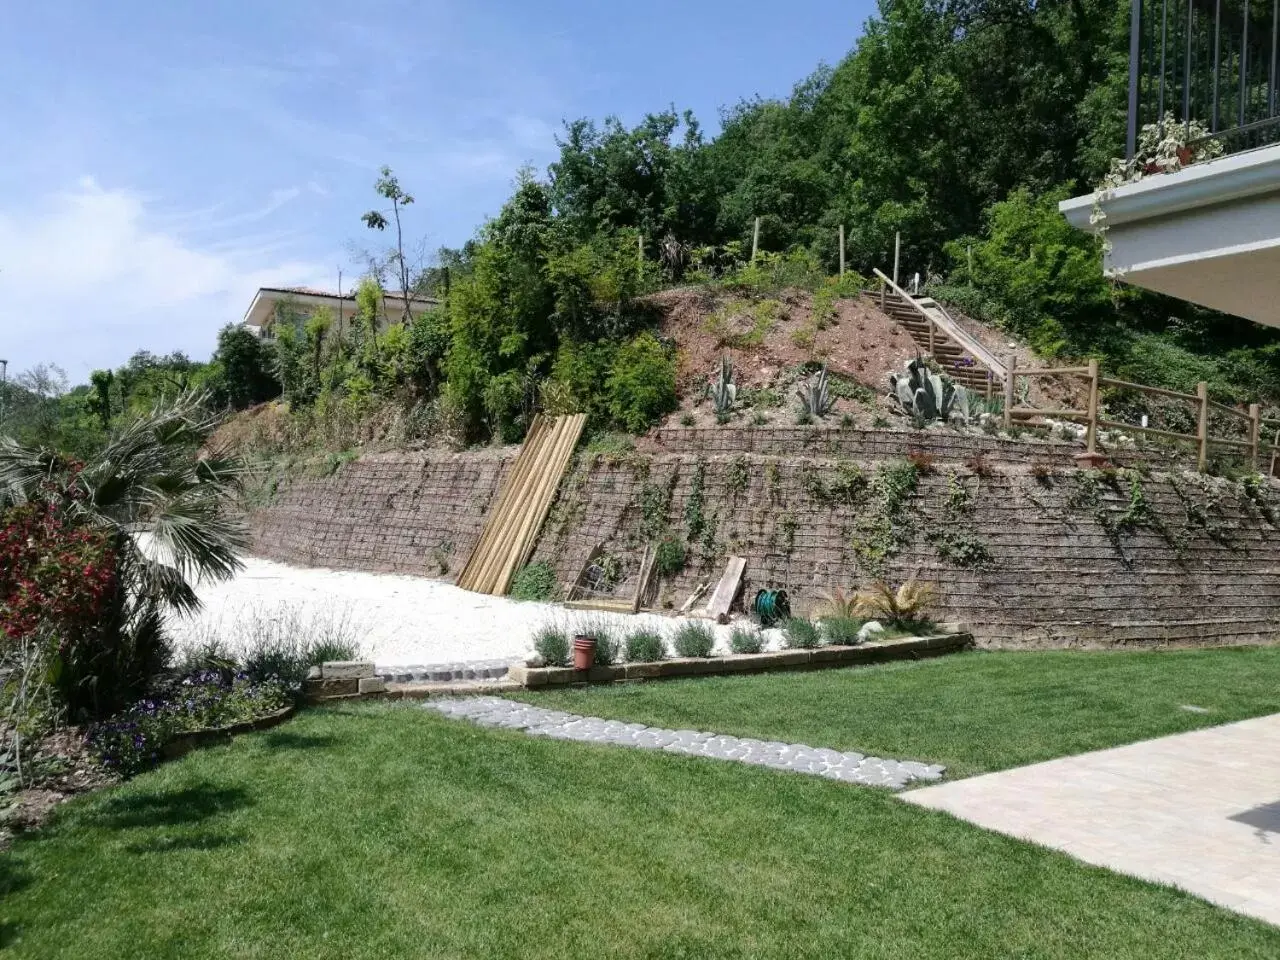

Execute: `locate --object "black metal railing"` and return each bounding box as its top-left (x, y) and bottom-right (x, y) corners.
top-left (1128, 0), bottom-right (1280, 158)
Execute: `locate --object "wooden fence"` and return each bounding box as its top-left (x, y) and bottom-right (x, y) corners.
top-left (1001, 355), bottom-right (1280, 473)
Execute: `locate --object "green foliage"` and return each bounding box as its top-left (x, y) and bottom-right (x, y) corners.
top-left (624, 629), bottom-right (667, 663)
top-left (729, 625), bottom-right (764, 654)
top-left (672, 621), bottom-right (715, 658)
top-left (532, 625), bottom-right (571, 667)
top-left (654, 536), bottom-right (687, 577)
top-left (85, 671), bottom-right (290, 778)
top-left (782, 617), bottom-right (822, 650)
top-left (852, 460), bottom-right (920, 577)
top-left (684, 460), bottom-right (707, 541)
top-left (210, 325), bottom-right (281, 410)
top-left (606, 332), bottom-right (678, 432)
top-left (726, 456), bottom-right (749, 496)
top-left (796, 365), bottom-right (834, 420)
top-left (221, 605), bottom-right (362, 688)
top-left (1, 394), bottom-right (246, 721)
top-left (929, 472), bottom-right (992, 568)
top-left (889, 357), bottom-right (966, 424)
top-left (510, 562), bottom-right (558, 602)
top-left (819, 616), bottom-right (865, 646)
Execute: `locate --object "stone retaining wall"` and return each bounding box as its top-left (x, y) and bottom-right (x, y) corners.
top-left (250, 428), bottom-right (1280, 649)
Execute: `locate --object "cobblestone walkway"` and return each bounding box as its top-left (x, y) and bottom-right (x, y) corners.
top-left (424, 697), bottom-right (945, 789)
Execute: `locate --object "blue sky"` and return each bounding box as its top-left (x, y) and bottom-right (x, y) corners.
top-left (0, 0), bottom-right (872, 381)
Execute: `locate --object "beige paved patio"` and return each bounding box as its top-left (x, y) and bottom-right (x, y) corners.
top-left (903, 712), bottom-right (1280, 927)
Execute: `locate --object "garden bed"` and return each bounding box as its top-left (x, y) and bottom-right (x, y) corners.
top-left (509, 631), bottom-right (972, 688)
top-left (160, 704), bottom-right (297, 760)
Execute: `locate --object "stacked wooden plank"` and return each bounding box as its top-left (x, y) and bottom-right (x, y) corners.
top-left (455, 413), bottom-right (587, 596)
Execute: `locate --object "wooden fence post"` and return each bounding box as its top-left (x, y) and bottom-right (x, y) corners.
top-left (893, 232), bottom-right (901, 286)
top-left (838, 224), bottom-right (846, 277)
top-left (638, 233), bottom-right (645, 269)
top-left (985, 369), bottom-right (993, 401)
top-left (1196, 381), bottom-right (1209, 473)
top-left (1003, 354), bottom-right (1016, 429)
top-left (752, 217), bottom-right (761, 262)
top-left (1249, 403), bottom-right (1261, 473)
top-left (1085, 358), bottom-right (1100, 455)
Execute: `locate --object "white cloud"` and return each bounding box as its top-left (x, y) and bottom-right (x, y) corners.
top-left (0, 178), bottom-right (332, 378)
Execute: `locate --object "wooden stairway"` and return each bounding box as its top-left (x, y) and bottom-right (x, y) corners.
top-left (868, 269), bottom-right (1006, 394)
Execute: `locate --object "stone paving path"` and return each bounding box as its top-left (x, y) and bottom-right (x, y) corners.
top-left (904, 712), bottom-right (1280, 927)
top-left (424, 696), bottom-right (945, 789)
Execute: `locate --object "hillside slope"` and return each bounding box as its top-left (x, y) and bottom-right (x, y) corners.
top-left (652, 286), bottom-right (1080, 429)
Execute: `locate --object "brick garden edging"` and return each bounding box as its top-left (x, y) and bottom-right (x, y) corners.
top-left (302, 633), bottom-right (973, 703)
top-left (510, 632), bottom-right (972, 688)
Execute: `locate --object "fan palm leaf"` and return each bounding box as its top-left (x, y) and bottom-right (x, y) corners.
top-left (0, 391), bottom-right (246, 616)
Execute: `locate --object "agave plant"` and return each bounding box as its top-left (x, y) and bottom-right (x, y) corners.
top-left (797, 365), bottom-right (834, 420)
top-left (852, 578), bottom-right (937, 629)
top-left (889, 356), bottom-right (968, 424)
top-left (711, 356), bottom-right (737, 416)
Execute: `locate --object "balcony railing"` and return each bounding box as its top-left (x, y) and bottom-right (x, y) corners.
top-left (1128, 0), bottom-right (1280, 158)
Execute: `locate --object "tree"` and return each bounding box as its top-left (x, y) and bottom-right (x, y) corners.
top-left (0, 393), bottom-right (246, 718)
top-left (209, 324), bottom-right (280, 410)
top-left (362, 166), bottom-right (419, 323)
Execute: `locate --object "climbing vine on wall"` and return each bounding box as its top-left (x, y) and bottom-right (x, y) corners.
top-left (1069, 468), bottom-right (1180, 566)
top-left (929, 471), bottom-right (992, 568)
top-left (685, 459), bottom-right (707, 542)
top-left (851, 459), bottom-right (919, 578)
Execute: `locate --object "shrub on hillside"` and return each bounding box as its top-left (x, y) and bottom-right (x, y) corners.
top-left (606, 332), bottom-right (678, 432)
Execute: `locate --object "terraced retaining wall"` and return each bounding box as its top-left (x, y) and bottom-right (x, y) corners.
top-left (250, 428), bottom-right (1280, 648)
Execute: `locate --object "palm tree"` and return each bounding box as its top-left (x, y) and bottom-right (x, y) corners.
top-left (0, 392), bottom-right (247, 716)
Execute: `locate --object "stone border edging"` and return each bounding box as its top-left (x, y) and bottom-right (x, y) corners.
top-left (509, 632), bottom-right (972, 688)
top-left (161, 704), bottom-right (297, 760)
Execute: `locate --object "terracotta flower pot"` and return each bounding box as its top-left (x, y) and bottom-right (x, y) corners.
top-left (573, 635), bottom-right (597, 671)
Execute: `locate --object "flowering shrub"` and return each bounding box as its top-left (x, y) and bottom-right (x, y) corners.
top-left (85, 670), bottom-right (289, 777)
top-left (0, 501), bottom-right (116, 645)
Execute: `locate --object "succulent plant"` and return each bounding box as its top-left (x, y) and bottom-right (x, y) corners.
top-left (889, 356), bottom-right (968, 424)
top-left (797, 365), bottom-right (834, 419)
top-left (711, 355), bottom-right (737, 415)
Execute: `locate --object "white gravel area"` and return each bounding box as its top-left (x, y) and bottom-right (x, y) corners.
top-left (175, 555), bottom-right (765, 668)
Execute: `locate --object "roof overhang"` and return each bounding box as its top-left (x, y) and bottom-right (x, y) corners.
top-left (1060, 145), bottom-right (1280, 230)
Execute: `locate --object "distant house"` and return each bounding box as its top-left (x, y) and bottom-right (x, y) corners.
top-left (241, 287), bottom-right (439, 338)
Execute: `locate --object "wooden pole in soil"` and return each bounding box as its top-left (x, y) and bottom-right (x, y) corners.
top-left (893, 232), bottom-right (901, 286)
top-left (838, 225), bottom-right (846, 277)
top-left (985, 369), bottom-right (993, 402)
top-left (1196, 381), bottom-right (1209, 473)
top-left (1085, 358), bottom-right (1100, 456)
top-left (638, 234), bottom-right (644, 270)
top-left (752, 217), bottom-right (761, 262)
top-left (1249, 403), bottom-right (1261, 473)
top-left (1003, 354), bottom-right (1017, 429)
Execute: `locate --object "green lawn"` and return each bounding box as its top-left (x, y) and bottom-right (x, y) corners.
top-left (524, 647), bottom-right (1280, 777)
top-left (2, 689), bottom-right (1279, 958)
